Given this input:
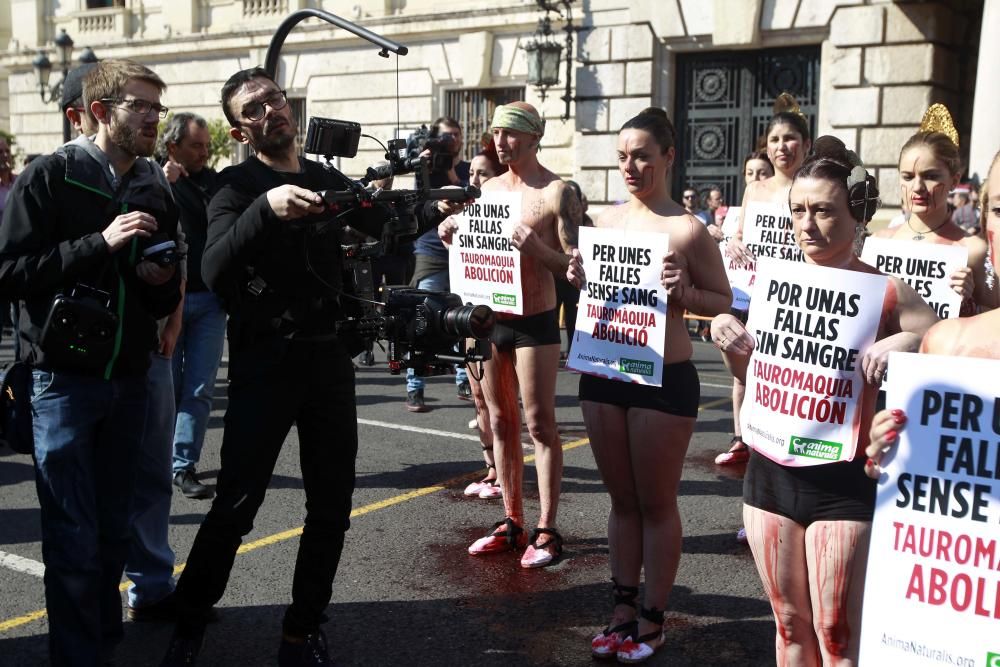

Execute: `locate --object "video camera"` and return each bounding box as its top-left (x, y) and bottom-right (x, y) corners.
top-left (404, 124), bottom-right (459, 173)
top-left (302, 116), bottom-right (494, 375)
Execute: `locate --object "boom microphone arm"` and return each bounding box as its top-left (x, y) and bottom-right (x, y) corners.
top-left (264, 9), bottom-right (408, 79)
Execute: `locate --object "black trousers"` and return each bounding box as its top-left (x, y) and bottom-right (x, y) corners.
top-left (555, 277), bottom-right (580, 353)
top-left (175, 337), bottom-right (358, 636)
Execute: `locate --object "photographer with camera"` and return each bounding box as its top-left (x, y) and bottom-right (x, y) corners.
top-left (404, 116), bottom-right (472, 411)
top-left (160, 67), bottom-right (384, 667)
top-left (0, 59), bottom-right (181, 666)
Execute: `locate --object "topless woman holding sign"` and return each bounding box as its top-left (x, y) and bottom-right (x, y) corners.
top-left (567, 108), bottom-right (731, 663)
top-left (868, 104), bottom-right (995, 314)
top-left (711, 137), bottom-right (937, 666)
top-left (717, 95), bottom-right (811, 466)
top-left (866, 149), bottom-right (1000, 477)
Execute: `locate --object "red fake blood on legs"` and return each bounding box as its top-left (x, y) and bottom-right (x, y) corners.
top-left (811, 523), bottom-right (860, 659)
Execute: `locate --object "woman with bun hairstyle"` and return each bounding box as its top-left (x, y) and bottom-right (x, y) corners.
top-left (710, 137), bottom-right (937, 665)
top-left (716, 94), bottom-right (810, 467)
top-left (567, 107), bottom-right (731, 663)
top-left (866, 148), bottom-right (1000, 476)
top-left (868, 104), bottom-right (995, 314)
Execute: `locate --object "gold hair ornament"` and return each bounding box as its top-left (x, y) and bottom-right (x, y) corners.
top-left (919, 103), bottom-right (959, 147)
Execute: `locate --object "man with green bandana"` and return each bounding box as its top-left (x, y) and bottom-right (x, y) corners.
top-left (441, 101), bottom-right (581, 568)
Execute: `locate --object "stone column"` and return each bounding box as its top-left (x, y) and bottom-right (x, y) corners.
top-left (969, 0), bottom-right (999, 182)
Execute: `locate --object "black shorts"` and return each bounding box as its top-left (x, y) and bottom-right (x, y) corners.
top-left (491, 309), bottom-right (561, 350)
top-left (743, 449), bottom-right (876, 525)
top-left (578, 360), bottom-right (700, 418)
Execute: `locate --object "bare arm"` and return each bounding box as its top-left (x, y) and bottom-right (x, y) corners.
top-left (668, 217), bottom-right (732, 316)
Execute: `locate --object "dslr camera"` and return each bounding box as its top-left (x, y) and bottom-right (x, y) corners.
top-left (302, 116), bottom-right (494, 374)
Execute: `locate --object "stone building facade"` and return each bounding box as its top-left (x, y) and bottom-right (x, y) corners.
top-left (0, 0), bottom-right (994, 222)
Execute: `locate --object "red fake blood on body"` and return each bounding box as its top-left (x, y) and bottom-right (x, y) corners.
top-left (811, 522), bottom-right (860, 659)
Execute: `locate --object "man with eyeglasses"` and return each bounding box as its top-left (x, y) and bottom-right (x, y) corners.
top-left (0, 59), bottom-right (181, 666)
top-left (161, 67), bottom-right (384, 667)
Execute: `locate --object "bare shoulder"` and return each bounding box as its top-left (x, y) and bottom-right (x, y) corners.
top-left (871, 226), bottom-right (896, 239)
top-left (959, 232), bottom-right (988, 261)
top-left (921, 317), bottom-right (963, 354)
top-left (670, 212), bottom-right (711, 248)
top-left (594, 204), bottom-right (628, 229)
top-left (743, 179), bottom-right (764, 202)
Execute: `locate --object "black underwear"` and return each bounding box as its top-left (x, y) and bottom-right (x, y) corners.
top-left (578, 360), bottom-right (700, 418)
top-left (743, 449), bottom-right (876, 525)
top-left (491, 309), bottom-right (561, 350)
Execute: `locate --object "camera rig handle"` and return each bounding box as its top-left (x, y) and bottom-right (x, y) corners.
top-left (265, 10), bottom-right (407, 80)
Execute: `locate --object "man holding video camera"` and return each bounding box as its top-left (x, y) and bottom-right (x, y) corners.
top-left (404, 116), bottom-right (472, 411)
top-left (161, 67), bottom-right (383, 667)
top-left (0, 59), bottom-right (181, 666)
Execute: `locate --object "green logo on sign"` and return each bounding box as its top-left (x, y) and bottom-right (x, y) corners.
top-left (788, 435), bottom-right (843, 461)
top-left (493, 293), bottom-right (517, 307)
top-left (619, 358), bottom-right (654, 377)
top-left (986, 651), bottom-right (1000, 667)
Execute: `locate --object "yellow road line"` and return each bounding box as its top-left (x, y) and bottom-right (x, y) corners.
top-left (0, 395), bottom-right (720, 633)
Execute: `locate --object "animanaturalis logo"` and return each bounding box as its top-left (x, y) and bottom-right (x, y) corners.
top-left (986, 651), bottom-right (1000, 667)
top-left (619, 358), bottom-right (654, 377)
top-left (492, 293), bottom-right (517, 307)
top-left (788, 435), bottom-right (843, 461)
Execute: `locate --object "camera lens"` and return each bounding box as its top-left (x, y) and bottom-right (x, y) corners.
top-left (442, 304), bottom-right (495, 340)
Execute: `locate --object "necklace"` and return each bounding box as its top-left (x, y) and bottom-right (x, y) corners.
top-left (905, 214), bottom-right (949, 241)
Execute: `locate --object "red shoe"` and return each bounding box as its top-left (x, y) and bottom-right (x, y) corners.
top-left (714, 436), bottom-right (749, 465)
top-left (468, 517), bottom-right (526, 555)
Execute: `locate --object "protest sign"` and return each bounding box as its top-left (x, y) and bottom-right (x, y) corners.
top-left (741, 200), bottom-right (803, 263)
top-left (859, 352), bottom-right (1000, 666)
top-left (860, 237), bottom-right (968, 319)
top-left (566, 226), bottom-right (669, 386)
top-left (740, 258), bottom-right (887, 466)
top-left (718, 206), bottom-right (753, 311)
top-left (448, 191), bottom-right (523, 314)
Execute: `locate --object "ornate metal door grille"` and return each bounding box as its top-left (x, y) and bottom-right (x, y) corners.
top-left (672, 47), bottom-right (820, 208)
top-left (446, 87), bottom-right (525, 161)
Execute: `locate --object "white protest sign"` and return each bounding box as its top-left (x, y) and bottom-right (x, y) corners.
top-left (448, 191), bottom-right (523, 314)
top-left (860, 237), bottom-right (968, 320)
top-left (859, 352), bottom-right (1000, 666)
top-left (741, 200), bottom-right (803, 263)
top-left (741, 258), bottom-right (887, 466)
top-left (566, 226), bottom-right (669, 386)
top-left (719, 206), bottom-right (753, 311)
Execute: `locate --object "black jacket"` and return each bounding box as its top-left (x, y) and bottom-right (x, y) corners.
top-left (171, 167), bottom-right (217, 293)
top-left (204, 156), bottom-right (383, 345)
top-left (0, 136), bottom-right (182, 378)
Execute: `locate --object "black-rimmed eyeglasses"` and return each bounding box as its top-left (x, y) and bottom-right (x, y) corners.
top-left (102, 98), bottom-right (169, 119)
top-left (242, 90), bottom-right (287, 122)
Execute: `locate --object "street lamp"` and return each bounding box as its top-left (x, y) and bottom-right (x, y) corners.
top-left (523, 0), bottom-right (577, 121)
top-left (31, 29), bottom-right (98, 142)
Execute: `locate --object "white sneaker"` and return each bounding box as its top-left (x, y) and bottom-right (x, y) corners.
top-left (463, 480), bottom-right (489, 497)
top-left (468, 417), bottom-right (479, 429)
top-left (478, 483), bottom-right (502, 499)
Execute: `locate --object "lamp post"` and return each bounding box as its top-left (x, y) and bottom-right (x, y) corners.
top-left (523, 0), bottom-right (577, 121)
top-left (32, 29), bottom-right (99, 143)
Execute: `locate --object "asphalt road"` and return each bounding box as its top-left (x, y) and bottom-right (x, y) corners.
top-left (0, 334), bottom-right (776, 666)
